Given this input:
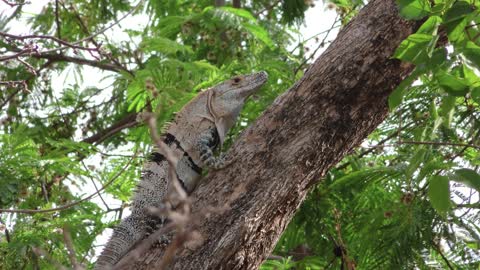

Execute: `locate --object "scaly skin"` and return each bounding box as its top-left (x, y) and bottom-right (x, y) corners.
top-left (94, 71), bottom-right (268, 269)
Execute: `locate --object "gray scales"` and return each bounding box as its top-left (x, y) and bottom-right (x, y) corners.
top-left (94, 71), bottom-right (268, 269)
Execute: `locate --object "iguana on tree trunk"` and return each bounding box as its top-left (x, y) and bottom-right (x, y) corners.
top-left (94, 71), bottom-right (268, 269)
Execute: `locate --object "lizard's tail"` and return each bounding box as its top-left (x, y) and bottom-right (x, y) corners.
top-left (94, 215), bottom-right (145, 270)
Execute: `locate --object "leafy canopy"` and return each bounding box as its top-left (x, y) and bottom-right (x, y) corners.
top-left (0, 0), bottom-right (479, 269)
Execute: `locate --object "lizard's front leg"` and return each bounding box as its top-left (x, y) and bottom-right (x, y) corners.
top-left (197, 129), bottom-right (226, 170)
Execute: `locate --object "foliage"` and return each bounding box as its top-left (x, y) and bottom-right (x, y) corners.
top-left (0, 0), bottom-right (479, 269)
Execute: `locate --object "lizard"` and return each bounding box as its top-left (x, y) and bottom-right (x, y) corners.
top-left (94, 71), bottom-right (268, 269)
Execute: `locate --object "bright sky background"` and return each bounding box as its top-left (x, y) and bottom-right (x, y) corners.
top-left (0, 0), bottom-right (340, 258)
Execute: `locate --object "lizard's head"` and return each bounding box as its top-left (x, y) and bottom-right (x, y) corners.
top-left (212, 71), bottom-right (268, 105)
top-left (208, 71), bottom-right (268, 144)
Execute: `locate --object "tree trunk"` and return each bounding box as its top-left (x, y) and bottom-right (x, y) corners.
top-left (233, 0), bottom-right (241, 8)
top-left (134, 0), bottom-right (421, 269)
top-left (215, 0), bottom-right (225, 7)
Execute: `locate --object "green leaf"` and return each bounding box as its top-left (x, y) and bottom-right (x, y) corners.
top-left (397, 0), bottom-right (431, 20)
top-left (141, 36), bottom-right (192, 55)
top-left (462, 63), bottom-right (479, 85)
top-left (428, 175), bottom-right (451, 215)
top-left (329, 167), bottom-right (400, 189)
top-left (462, 41), bottom-right (480, 70)
top-left (388, 85), bottom-right (407, 110)
top-left (443, 1), bottom-right (474, 42)
top-left (220, 7), bottom-right (256, 21)
top-left (389, 67), bottom-right (426, 110)
top-left (472, 87), bottom-right (480, 103)
top-left (244, 23), bottom-right (275, 49)
top-left (450, 168), bottom-right (480, 192)
top-left (417, 16), bottom-right (442, 35)
top-left (406, 148), bottom-right (427, 178)
top-left (444, 1), bottom-right (474, 23)
top-left (155, 16), bottom-right (185, 37)
top-left (439, 95), bottom-right (456, 128)
top-left (393, 33), bottom-right (434, 64)
top-left (435, 70), bottom-right (469, 96)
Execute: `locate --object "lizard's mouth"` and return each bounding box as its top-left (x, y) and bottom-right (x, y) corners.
top-left (251, 71), bottom-right (268, 86)
top-left (235, 71), bottom-right (268, 98)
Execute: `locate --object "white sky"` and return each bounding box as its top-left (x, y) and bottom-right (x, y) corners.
top-left (0, 0), bottom-right (340, 261)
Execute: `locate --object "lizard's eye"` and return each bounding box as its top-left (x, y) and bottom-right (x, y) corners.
top-left (232, 77), bottom-right (241, 84)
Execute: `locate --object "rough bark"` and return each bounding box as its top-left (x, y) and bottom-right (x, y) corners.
top-left (215, 0), bottom-right (225, 7)
top-left (134, 0), bottom-right (421, 269)
top-left (233, 0), bottom-right (241, 8)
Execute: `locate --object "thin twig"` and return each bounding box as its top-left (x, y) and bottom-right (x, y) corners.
top-left (32, 247), bottom-right (68, 270)
top-left (114, 182), bottom-right (246, 269)
top-left (17, 57), bottom-right (37, 75)
top-left (0, 59), bottom-right (53, 110)
top-left (0, 48), bottom-right (33, 61)
top-left (82, 112), bottom-right (139, 144)
top-left (294, 15), bottom-right (340, 75)
top-left (81, 161), bottom-right (110, 211)
top-left (254, 0), bottom-right (281, 17)
top-left (1, 4), bottom-right (22, 28)
top-left (0, 81), bottom-right (28, 109)
top-left (455, 202), bottom-right (480, 208)
top-left (432, 241), bottom-right (454, 270)
top-left (336, 122), bottom-right (416, 170)
top-left (146, 113), bottom-right (186, 199)
top-left (41, 0), bottom-right (143, 55)
top-left (113, 109), bottom-right (247, 269)
top-left (63, 225), bottom-right (83, 270)
top-left (376, 140), bottom-right (480, 151)
top-left (0, 32), bottom-right (99, 52)
top-left (1, 0), bottom-right (30, 7)
top-left (113, 223), bottom-right (177, 270)
top-left (289, 25), bottom-right (341, 55)
top-left (0, 154), bottom-right (136, 214)
top-left (55, 0), bottom-right (61, 39)
top-left (0, 218), bottom-right (11, 242)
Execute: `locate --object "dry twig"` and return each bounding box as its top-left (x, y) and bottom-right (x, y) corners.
top-left (63, 225), bottom-right (85, 270)
top-left (1, 0), bottom-right (30, 7)
top-left (113, 112), bottom-right (241, 269)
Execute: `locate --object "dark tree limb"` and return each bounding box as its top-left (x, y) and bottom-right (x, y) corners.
top-left (32, 52), bottom-right (124, 73)
top-left (82, 112), bottom-right (139, 145)
top-left (125, 0), bottom-right (423, 269)
top-left (233, 0), bottom-right (241, 8)
top-left (0, 31), bottom-right (100, 52)
top-left (55, 0), bottom-right (61, 39)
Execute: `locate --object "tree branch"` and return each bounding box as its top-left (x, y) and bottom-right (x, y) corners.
top-left (41, 0), bottom-right (143, 55)
top-left (336, 121), bottom-right (416, 170)
top-left (254, 0), bottom-right (281, 17)
top-left (294, 14), bottom-right (340, 75)
top-left (432, 241), bottom-right (454, 270)
top-left (368, 140), bottom-right (480, 152)
top-left (63, 225), bottom-right (82, 270)
top-left (32, 52), bottom-right (124, 73)
top-left (55, 0), bottom-right (62, 39)
top-left (0, 31), bottom-right (100, 52)
top-left (1, 0), bottom-right (29, 6)
top-left (81, 112), bottom-right (139, 144)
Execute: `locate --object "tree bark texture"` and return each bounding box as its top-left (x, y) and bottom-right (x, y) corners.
top-left (215, 0), bottom-right (225, 7)
top-left (233, 0), bottom-right (241, 8)
top-left (135, 0), bottom-right (422, 269)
